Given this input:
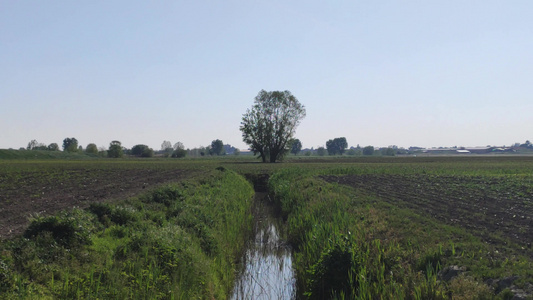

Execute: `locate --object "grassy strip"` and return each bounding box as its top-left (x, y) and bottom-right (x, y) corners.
top-left (0, 168), bottom-right (254, 299)
top-left (269, 167), bottom-right (531, 299)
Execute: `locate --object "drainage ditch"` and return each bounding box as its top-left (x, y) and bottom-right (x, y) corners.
top-left (230, 175), bottom-right (296, 299)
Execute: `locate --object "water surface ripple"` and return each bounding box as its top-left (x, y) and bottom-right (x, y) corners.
top-left (231, 192), bottom-right (295, 300)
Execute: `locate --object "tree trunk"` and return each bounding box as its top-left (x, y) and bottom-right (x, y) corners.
top-left (269, 150), bottom-right (278, 163)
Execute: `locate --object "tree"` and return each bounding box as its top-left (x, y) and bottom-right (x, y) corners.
top-left (363, 146), bottom-right (374, 156)
top-left (240, 90), bottom-right (306, 163)
top-left (108, 141), bottom-right (123, 158)
top-left (141, 147), bottom-right (154, 157)
top-left (62, 138), bottom-right (79, 152)
top-left (290, 139), bottom-right (302, 155)
top-left (48, 143), bottom-right (59, 151)
top-left (27, 139), bottom-right (48, 150)
top-left (210, 139), bottom-right (224, 156)
top-left (27, 139), bottom-right (39, 150)
top-left (172, 148), bottom-right (187, 158)
top-left (317, 147), bottom-right (327, 156)
top-left (380, 147), bottom-right (396, 156)
top-left (131, 144), bottom-right (150, 156)
top-left (326, 137), bottom-right (348, 155)
top-left (346, 148), bottom-right (357, 156)
top-left (161, 140), bottom-right (172, 151)
top-left (223, 144), bottom-right (238, 155)
top-left (173, 142), bottom-right (184, 151)
top-left (86, 143), bottom-right (98, 154)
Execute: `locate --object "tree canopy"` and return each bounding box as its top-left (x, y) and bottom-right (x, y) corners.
top-left (47, 143), bottom-right (59, 151)
top-left (161, 140), bottom-right (172, 151)
top-left (108, 140), bottom-right (123, 158)
top-left (210, 139), bottom-right (224, 156)
top-left (62, 138), bottom-right (78, 152)
top-left (363, 146), bottom-right (375, 156)
top-left (86, 143), bottom-right (98, 154)
top-left (130, 144), bottom-right (154, 157)
top-left (326, 137), bottom-right (348, 155)
top-left (317, 147), bottom-right (327, 156)
top-left (240, 90), bottom-right (306, 163)
top-left (173, 142), bottom-right (184, 151)
top-left (26, 139), bottom-right (49, 150)
top-left (290, 138), bottom-right (302, 155)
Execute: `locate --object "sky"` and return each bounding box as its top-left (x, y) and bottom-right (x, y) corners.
top-left (1, 1), bottom-right (532, 151)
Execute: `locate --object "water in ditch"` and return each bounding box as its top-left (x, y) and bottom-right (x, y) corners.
top-left (230, 192), bottom-right (296, 300)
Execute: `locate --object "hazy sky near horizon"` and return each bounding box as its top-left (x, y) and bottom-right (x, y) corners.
top-left (1, 1), bottom-right (532, 151)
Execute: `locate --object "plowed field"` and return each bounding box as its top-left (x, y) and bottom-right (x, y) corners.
top-left (0, 163), bottom-right (196, 238)
top-left (321, 174), bottom-right (533, 250)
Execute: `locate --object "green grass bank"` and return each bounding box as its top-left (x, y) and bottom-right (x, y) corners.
top-left (0, 168), bottom-right (254, 299)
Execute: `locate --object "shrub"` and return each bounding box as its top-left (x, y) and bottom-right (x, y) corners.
top-left (87, 203), bottom-right (139, 226)
top-left (141, 147), bottom-right (154, 157)
top-left (149, 186), bottom-right (184, 206)
top-left (24, 209), bottom-right (95, 248)
top-left (110, 206), bottom-right (139, 225)
top-left (88, 203), bottom-right (113, 224)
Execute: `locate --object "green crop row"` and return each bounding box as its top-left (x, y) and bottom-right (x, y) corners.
top-left (0, 168), bottom-right (254, 299)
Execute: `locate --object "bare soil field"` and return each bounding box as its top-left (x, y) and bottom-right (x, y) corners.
top-left (0, 164), bottom-right (195, 239)
top-left (321, 174), bottom-right (533, 251)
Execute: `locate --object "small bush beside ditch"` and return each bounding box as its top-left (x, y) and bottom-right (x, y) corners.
top-left (24, 209), bottom-right (96, 248)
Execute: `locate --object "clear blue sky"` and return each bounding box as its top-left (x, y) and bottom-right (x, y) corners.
top-left (1, 1), bottom-right (532, 151)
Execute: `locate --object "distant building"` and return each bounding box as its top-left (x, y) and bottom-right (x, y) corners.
top-left (456, 149), bottom-right (470, 154)
top-left (463, 147), bottom-right (492, 154)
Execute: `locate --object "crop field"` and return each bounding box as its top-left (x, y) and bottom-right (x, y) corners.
top-left (0, 155), bottom-right (532, 299)
top-left (321, 174), bottom-right (533, 251)
top-left (0, 160), bottom-right (205, 239)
